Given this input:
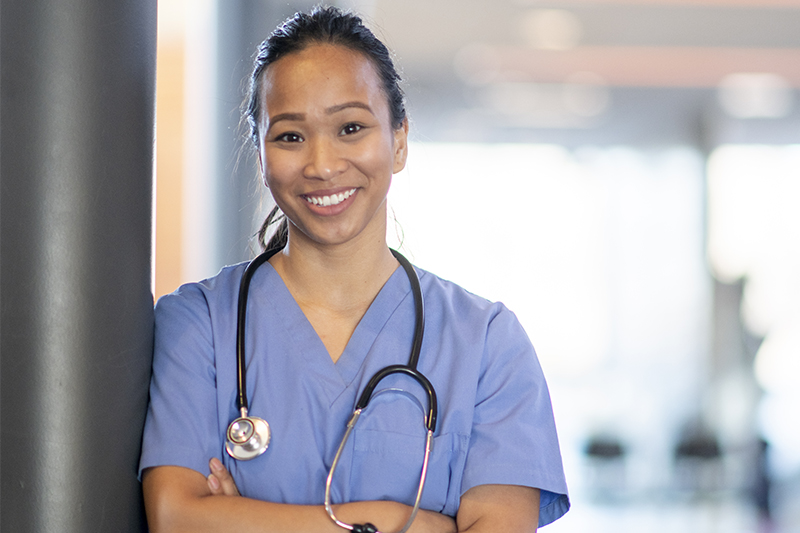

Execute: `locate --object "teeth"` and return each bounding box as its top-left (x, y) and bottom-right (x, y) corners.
top-left (305, 188), bottom-right (356, 207)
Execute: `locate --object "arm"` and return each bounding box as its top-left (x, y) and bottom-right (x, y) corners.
top-left (203, 460), bottom-right (536, 533)
top-left (454, 306), bottom-right (568, 529)
top-left (142, 465), bottom-right (456, 533)
top-left (456, 485), bottom-right (540, 533)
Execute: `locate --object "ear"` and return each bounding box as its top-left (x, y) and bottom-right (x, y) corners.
top-left (392, 119), bottom-right (409, 174)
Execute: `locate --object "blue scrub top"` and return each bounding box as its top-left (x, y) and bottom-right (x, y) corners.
top-left (139, 261), bottom-right (570, 526)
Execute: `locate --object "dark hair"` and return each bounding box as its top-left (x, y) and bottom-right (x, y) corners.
top-left (246, 6), bottom-right (407, 252)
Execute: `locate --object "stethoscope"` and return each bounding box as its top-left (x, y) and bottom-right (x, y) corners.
top-left (226, 247), bottom-right (437, 533)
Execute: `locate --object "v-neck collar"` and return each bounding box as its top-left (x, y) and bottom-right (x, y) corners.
top-left (259, 262), bottom-right (414, 405)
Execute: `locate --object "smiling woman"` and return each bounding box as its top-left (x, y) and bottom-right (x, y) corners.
top-left (139, 6), bottom-right (569, 533)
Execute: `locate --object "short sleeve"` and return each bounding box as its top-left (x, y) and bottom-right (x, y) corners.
top-left (460, 306), bottom-right (570, 527)
top-left (138, 285), bottom-right (222, 479)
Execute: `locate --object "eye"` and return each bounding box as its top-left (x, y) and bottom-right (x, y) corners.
top-left (275, 132), bottom-right (303, 143)
top-left (340, 123), bottom-right (363, 136)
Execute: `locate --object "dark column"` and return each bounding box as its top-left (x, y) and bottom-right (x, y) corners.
top-left (1, 1), bottom-right (156, 531)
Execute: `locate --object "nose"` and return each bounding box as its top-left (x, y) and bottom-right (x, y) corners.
top-left (304, 137), bottom-right (347, 180)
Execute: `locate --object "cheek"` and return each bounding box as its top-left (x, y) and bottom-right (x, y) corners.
top-left (353, 137), bottom-right (396, 181)
top-left (261, 151), bottom-right (295, 187)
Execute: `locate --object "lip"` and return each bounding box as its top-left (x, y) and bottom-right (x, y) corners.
top-left (301, 187), bottom-right (358, 216)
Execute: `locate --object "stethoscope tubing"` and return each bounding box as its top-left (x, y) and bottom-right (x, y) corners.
top-left (391, 249), bottom-right (425, 371)
top-left (323, 249), bottom-right (436, 533)
top-left (234, 248), bottom-right (277, 414)
top-left (325, 413), bottom-right (434, 533)
top-left (354, 364), bottom-right (437, 432)
top-left (230, 246), bottom-right (437, 532)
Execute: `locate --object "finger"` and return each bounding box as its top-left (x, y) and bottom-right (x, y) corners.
top-left (208, 457), bottom-right (240, 496)
top-left (207, 473), bottom-right (224, 495)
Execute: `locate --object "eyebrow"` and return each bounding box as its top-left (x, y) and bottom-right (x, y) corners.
top-left (326, 101), bottom-right (374, 115)
top-left (267, 102), bottom-right (374, 130)
top-left (267, 112), bottom-right (304, 129)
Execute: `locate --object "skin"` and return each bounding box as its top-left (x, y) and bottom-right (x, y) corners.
top-left (143, 43), bottom-right (540, 533)
top-left (256, 44), bottom-right (407, 362)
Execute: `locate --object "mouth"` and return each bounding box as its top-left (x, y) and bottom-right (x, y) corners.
top-left (303, 188), bottom-right (357, 207)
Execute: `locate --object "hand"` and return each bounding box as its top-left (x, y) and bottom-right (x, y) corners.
top-left (207, 457), bottom-right (240, 496)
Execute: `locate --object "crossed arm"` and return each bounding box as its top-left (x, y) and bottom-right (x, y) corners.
top-left (142, 460), bottom-right (539, 533)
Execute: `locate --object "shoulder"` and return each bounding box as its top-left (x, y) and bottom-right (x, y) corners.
top-left (417, 268), bottom-right (524, 337)
top-left (155, 263), bottom-right (247, 316)
top-left (153, 262), bottom-right (250, 341)
top-left (417, 268), bottom-right (501, 314)
top-left (415, 267), bottom-right (535, 376)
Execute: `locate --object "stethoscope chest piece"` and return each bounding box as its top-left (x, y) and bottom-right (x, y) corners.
top-left (226, 412), bottom-right (271, 460)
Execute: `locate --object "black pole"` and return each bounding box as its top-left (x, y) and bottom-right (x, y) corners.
top-left (1, 1), bottom-right (156, 531)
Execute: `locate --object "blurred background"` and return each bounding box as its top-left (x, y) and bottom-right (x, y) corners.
top-left (154, 1), bottom-right (800, 531)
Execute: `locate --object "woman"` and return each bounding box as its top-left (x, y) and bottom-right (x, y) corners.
top-left (140, 6), bottom-right (569, 532)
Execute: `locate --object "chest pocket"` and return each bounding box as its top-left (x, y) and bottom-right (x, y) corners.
top-left (346, 389), bottom-right (467, 516)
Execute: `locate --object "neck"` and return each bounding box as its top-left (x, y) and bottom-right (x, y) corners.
top-left (269, 223), bottom-right (398, 314)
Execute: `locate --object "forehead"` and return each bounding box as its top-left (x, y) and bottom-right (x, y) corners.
top-left (260, 44), bottom-right (387, 117)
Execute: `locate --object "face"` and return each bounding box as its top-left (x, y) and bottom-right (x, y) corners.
top-left (257, 44), bottom-right (408, 250)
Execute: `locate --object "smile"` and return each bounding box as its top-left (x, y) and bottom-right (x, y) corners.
top-left (304, 188), bottom-right (357, 207)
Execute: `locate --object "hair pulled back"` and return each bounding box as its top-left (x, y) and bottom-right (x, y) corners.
top-left (246, 6), bottom-right (407, 252)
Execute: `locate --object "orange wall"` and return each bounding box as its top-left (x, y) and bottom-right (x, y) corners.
top-left (154, 38), bottom-right (185, 299)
